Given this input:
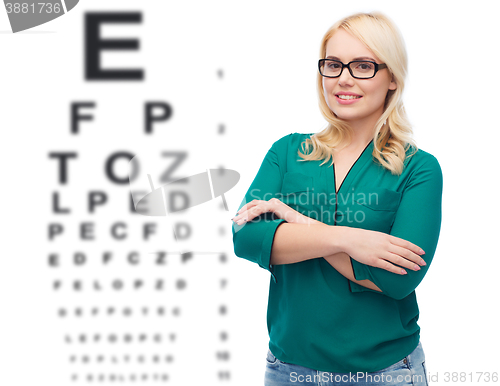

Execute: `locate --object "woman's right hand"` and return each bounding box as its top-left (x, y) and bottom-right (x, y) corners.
top-left (339, 227), bottom-right (426, 274)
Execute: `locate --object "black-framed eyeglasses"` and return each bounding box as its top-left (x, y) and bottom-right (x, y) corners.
top-left (318, 59), bottom-right (388, 79)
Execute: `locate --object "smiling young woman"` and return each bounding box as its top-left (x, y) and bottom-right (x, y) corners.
top-left (232, 11), bottom-right (441, 386)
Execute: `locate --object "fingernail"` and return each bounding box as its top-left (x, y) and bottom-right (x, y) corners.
top-left (421, 259), bottom-right (426, 266)
top-left (414, 264), bottom-right (420, 271)
top-left (419, 249), bottom-right (425, 254)
top-left (401, 269), bottom-right (407, 275)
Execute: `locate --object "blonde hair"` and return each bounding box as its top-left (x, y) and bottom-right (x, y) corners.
top-left (299, 12), bottom-right (417, 175)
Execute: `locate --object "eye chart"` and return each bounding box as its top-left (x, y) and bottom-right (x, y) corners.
top-left (1, 1), bottom-right (250, 385)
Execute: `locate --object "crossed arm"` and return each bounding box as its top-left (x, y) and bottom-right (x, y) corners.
top-left (233, 196), bottom-right (434, 299)
top-left (277, 216), bottom-right (384, 292)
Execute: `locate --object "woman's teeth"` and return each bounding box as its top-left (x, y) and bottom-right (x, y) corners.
top-left (337, 95), bottom-right (361, 100)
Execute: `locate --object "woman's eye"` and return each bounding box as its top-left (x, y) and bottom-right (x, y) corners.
top-left (327, 62), bottom-right (341, 69)
top-left (356, 62), bottom-right (374, 71)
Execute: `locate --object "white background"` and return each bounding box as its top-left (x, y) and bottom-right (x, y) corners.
top-left (1, 1), bottom-right (498, 385)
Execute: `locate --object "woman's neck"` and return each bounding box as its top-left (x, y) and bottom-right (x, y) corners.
top-left (341, 113), bottom-right (382, 151)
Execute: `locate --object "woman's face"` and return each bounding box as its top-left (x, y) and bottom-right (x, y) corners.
top-left (322, 29), bottom-right (396, 128)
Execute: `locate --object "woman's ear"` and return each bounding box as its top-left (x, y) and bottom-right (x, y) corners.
top-left (389, 75), bottom-right (397, 91)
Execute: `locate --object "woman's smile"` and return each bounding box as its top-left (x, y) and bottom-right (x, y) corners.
top-left (335, 92), bottom-right (363, 104)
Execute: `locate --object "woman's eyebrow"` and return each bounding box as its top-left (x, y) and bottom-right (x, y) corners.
top-left (325, 55), bottom-right (377, 61)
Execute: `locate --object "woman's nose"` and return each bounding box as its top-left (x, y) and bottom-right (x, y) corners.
top-left (338, 67), bottom-right (354, 86)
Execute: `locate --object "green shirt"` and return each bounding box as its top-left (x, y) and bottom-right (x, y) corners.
top-left (232, 132), bottom-right (443, 373)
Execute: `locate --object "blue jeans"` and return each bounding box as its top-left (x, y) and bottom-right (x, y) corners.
top-left (264, 341), bottom-right (428, 386)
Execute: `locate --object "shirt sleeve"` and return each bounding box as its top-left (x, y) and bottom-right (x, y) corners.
top-left (348, 153), bottom-right (443, 300)
top-left (232, 135), bottom-right (291, 284)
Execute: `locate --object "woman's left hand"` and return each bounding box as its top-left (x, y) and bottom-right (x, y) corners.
top-left (232, 198), bottom-right (321, 226)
